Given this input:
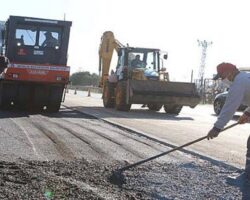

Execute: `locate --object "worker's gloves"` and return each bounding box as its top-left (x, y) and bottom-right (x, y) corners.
top-left (238, 112), bottom-right (250, 124)
top-left (207, 127), bottom-right (221, 140)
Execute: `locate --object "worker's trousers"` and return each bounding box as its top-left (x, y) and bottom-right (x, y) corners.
top-left (246, 135), bottom-right (250, 180)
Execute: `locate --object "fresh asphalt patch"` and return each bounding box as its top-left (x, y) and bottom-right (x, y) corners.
top-left (0, 158), bottom-right (248, 200)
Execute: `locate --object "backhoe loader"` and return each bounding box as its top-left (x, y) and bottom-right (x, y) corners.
top-left (99, 31), bottom-right (200, 114)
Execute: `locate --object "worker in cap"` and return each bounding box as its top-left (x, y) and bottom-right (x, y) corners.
top-left (207, 62), bottom-right (250, 187)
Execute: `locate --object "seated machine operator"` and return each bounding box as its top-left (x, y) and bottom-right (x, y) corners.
top-left (41, 32), bottom-right (58, 48)
top-left (131, 55), bottom-right (145, 68)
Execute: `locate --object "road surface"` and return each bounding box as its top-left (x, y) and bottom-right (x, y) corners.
top-left (0, 90), bottom-right (249, 199)
top-left (65, 90), bottom-right (249, 169)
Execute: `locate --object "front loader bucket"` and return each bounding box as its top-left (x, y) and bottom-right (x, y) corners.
top-left (128, 80), bottom-right (200, 108)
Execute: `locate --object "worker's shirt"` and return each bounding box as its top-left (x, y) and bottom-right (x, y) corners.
top-left (214, 71), bottom-right (250, 129)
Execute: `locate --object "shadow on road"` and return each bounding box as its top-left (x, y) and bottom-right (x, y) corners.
top-left (211, 113), bottom-right (241, 122)
top-left (241, 184), bottom-right (250, 200)
top-left (0, 110), bottom-right (30, 119)
top-left (0, 105), bottom-right (195, 121)
top-left (0, 107), bottom-right (95, 119)
top-left (63, 106), bottom-right (194, 121)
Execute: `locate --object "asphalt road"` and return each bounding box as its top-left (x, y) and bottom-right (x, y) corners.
top-left (65, 90), bottom-right (250, 169)
top-left (0, 90), bottom-right (249, 199)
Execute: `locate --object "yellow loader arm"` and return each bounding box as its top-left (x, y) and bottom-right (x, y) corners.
top-left (98, 31), bottom-right (124, 87)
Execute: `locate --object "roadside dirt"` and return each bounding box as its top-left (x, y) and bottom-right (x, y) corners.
top-left (0, 158), bottom-right (246, 200)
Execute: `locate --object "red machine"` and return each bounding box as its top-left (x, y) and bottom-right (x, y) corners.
top-left (0, 16), bottom-right (72, 112)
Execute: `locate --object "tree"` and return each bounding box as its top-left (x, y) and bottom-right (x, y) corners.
top-left (70, 71), bottom-right (100, 86)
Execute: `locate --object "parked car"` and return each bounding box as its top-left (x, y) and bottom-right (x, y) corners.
top-left (213, 91), bottom-right (247, 115)
top-left (213, 68), bottom-right (250, 115)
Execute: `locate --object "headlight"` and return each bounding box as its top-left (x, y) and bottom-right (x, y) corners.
top-left (56, 76), bottom-right (62, 81)
top-left (12, 74), bottom-right (19, 78)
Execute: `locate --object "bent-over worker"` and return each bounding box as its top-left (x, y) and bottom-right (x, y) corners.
top-left (207, 62), bottom-right (250, 186)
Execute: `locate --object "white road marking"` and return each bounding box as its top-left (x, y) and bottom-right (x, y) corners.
top-left (10, 118), bottom-right (48, 161)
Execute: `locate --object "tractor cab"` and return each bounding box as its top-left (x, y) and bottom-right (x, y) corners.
top-left (2, 16), bottom-right (71, 66)
top-left (116, 47), bottom-right (168, 81)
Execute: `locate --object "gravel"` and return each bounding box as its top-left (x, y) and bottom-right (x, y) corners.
top-left (0, 157), bottom-right (248, 200)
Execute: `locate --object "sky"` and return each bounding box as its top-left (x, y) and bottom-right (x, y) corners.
top-left (1, 0), bottom-right (250, 81)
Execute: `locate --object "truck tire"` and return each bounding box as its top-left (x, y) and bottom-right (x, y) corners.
top-left (103, 82), bottom-right (115, 108)
top-left (147, 104), bottom-right (162, 111)
top-left (0, 82), bottom-right (16, 110)
top-left (115, 81), bottom-right (131, 111)
top-left (213, 99), bottom-right (224, 115)
top-left (47, 102), bottom-right (61, 113)
top-left (17, 85), bottom-right (30, 110)
top-left (47, 85), bottom-right (63, 113)
top-left (164, 105), bottom-right (182, 115)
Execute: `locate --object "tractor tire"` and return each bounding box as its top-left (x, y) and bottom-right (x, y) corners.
top-left (115, 81), bottom-right (131, 111)
top-left (103, 82), bottom-right (115, 108)
top-left (147, 103), bottom-right (162, 111)
top-left (164, 105), bottom-right (182, 115)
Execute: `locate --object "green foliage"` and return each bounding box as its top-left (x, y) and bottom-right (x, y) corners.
top-left (70, 71), bottom-right (100, 86)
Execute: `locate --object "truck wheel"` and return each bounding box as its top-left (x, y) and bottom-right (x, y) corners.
top-left (0, 83), bottom-right (16, 110)
top-left (47, 102), bottom-right (61, 113)
top-left (213, 99), bottom-right (224, 115)
top-left (103, 82), bottom-right (115, 108)
top-left (147, 104), bottom-right (162, 111)
top-left (164, 105), bottom-right (182, 115)
top-left (115, 81), bottom-right (131, 111)
top-left (47, 85), bottom-right (63, 113)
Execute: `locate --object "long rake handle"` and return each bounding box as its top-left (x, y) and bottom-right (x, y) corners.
top-left (119, 122), bottom-right (238, 172)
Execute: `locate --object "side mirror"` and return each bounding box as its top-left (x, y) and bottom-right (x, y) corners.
top-left (163, 54), bottom-right (168, 60)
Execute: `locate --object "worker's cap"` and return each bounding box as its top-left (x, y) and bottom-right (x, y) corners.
top-left (213, 62), bottom-right (237, 80)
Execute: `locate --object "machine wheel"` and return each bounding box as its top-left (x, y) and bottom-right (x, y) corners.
top-left (164, 105), bottom-right (182, 115)
top-left (46, 85), bottom-right (64, 113)
top-left (16, 85), bottom-right (30, 110)
top-left (0, 82), bottom-right (16, 110)
top-left (147, 104), bottom-right (162, 111)
top-left (47, 102), bottom-right (61, 113)
top-left (115, 81), bottom-right (131, 111)
top-left (213, 99), bottom-right (224, 115)
top-left (103, 82), bottom-right (115, 108)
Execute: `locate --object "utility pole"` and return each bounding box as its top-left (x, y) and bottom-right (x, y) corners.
top-left (190, 69), bottom-right (193, 83)
top-left (197, 40), bottom-right (212, 99)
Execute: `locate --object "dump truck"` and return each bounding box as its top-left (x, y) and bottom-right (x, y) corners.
top-left (0, 16), bottom-right (72, 112)
top-left (99, 31), bottom-right (200, 114)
